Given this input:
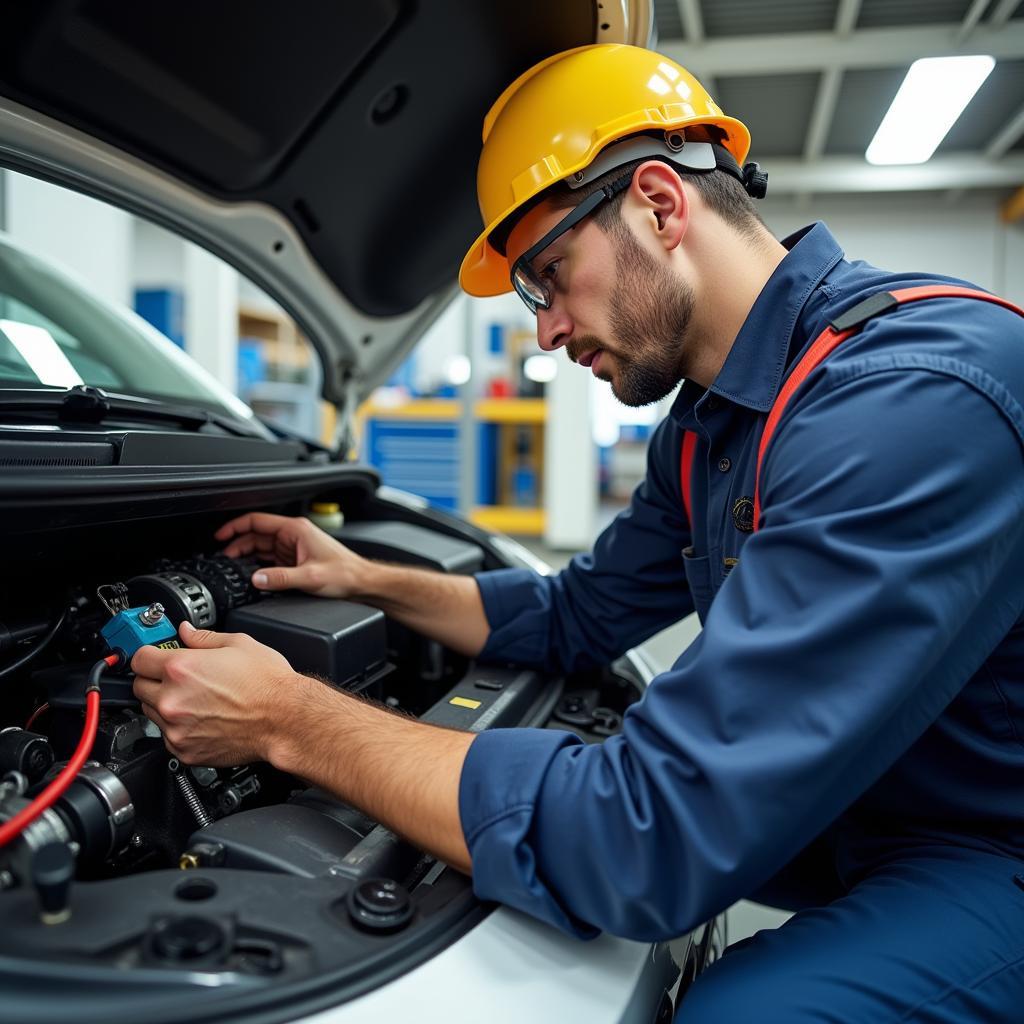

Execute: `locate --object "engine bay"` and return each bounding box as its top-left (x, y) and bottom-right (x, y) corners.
top-left (0, 489), bottom-right (645, 1021)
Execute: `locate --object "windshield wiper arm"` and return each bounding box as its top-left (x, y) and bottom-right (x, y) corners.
top-left (0, 386), bottom-right (260, 438)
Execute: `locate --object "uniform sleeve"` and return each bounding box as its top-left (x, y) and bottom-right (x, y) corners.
top-left (473, 416), bottom-right (695, 674)
top-left (459, 365), bottom-right (1024, 940)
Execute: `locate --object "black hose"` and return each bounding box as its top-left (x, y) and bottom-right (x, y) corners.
top-left (87, 654), bottom-right (111, 691)
top-left (0, 617), bottom-right (50, 654)
top-left (0, 608), bottom-right (68, 681)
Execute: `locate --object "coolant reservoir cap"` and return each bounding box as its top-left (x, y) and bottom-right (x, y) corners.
top-left (348, 878), bottom-right (413, 933)
top-left (307, 502), bottom-right (344, 532)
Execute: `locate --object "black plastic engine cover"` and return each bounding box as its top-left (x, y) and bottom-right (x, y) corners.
top-left (188, 804), bottom-right (367, 877)
top-left (223, 595), bottom-right (386, 689)
top-left (334, 521), bottom-right (484, 574)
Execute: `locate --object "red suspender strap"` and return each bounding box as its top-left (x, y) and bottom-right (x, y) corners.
top-left (680, 430), bottom-right (697, 528)
top-left (751, 285), bottom-right (1024, 532)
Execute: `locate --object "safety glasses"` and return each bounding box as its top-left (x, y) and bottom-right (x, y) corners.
top-left (509, 171), bottom-right (634, 315)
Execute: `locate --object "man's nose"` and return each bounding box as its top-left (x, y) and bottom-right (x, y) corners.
top-left (536, 304), bottom-right (571, 352)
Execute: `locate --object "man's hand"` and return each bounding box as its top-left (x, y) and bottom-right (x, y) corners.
top-left (132, 619), bottom-right (474, 872)
top-left (215, 511), bottom-right (367, 598)
top-left (215, 511), bottom-right (492, 657)
top-left (131, 621), bottom-right (300, 766)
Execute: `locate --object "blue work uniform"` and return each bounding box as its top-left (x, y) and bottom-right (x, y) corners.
top-left (457, 223), bottom-right (1024, 1021)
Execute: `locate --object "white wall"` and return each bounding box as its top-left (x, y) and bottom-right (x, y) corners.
top-left (132, 218), bottom-right (185, 291)
top-left (759, 191), bottom-right (1023, 304)
top-left (6, 172), bottom-right (133, 308)
top-left (1005, 216), bottom-right (1024, 308)
top-left (183, 241), bottom-right (239, 394)
top-left (411, 292), bottom-right (470, 394)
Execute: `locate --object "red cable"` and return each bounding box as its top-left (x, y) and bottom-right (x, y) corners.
top-left (0, 653), bottom-right (115, 848)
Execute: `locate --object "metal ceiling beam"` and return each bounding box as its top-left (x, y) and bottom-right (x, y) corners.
top-left (835, 0), bottom-right (862, 35)
top-left (989, 0), bottom-right (1021, 28)
top-left (803, 68), bottom-right (843, 160)
top-left (659, 22), bottom-right (1024, 76)
top-left (986, 101), bottom-right (1024, 157)
top-left (763, 153), bottom-right (1024, 194)
top-left (801, 0), bottom-right (861, 164)
top-left (674, 0), bottom-right (717, 96)
top-left (956, 0), bottom-right (992, 41)
top-left (946, 0), bottom-right (994, 201)
top-left (675, 0), bottom-right (703, 44)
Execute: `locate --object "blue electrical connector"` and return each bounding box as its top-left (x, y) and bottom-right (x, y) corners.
top-left (100, 603), bottom-right (180, 661)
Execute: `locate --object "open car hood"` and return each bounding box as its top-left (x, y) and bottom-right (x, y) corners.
top-left (0, 1), bottom-right (652, 410)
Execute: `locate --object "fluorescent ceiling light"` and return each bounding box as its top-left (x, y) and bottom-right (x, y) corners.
top-left (0, 320), bottom-right (84, 388)
top-left (866, 55), bottom-right (995, 166)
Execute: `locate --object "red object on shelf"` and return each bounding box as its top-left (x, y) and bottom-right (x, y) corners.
top-left (487, 377), bottom-right (512, 398)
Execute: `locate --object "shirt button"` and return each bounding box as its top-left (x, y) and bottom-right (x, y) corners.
top-left (718, 457), bottom-right (731, 473)
top-left (706, 396), bottom-right (719, 411)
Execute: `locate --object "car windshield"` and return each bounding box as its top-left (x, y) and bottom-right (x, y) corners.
top-left (0, 232), bottom-right (256, 424)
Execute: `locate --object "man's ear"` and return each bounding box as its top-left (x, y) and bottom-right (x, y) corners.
top-left (628, 160), bottom-right (688, 252)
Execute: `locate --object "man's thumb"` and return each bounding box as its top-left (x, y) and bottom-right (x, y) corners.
top-left (179, 621), bottom-right (232, 648)
top-left (251, 566), bottom-right (300, 591)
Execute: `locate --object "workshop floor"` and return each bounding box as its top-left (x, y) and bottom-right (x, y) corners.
top-left (516, 526), bottom-right (792, 947)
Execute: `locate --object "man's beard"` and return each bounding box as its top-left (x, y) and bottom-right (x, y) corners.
top-left (604, 224), bottom-right (695, 407)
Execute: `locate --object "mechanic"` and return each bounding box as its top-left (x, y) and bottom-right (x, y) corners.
top-left (131, 45), bottom-right (1024, 1021)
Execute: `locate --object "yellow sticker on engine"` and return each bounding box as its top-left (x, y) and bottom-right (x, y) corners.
top-left (449, 696), bottom-right (482, 710)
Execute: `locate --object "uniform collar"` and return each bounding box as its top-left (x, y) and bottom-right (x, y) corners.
top-left (671, 222), bottom-right (844, 425)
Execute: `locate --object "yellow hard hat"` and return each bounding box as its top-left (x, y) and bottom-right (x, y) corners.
top-left (459, 44), bottom-right (752, 298)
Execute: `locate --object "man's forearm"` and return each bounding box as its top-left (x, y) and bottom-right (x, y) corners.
top-left (352, 561), bottom-right (491, 658)
top-left (269, 674), bottom-right (474, 872)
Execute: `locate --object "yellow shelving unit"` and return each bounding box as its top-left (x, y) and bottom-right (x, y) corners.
top-left (357, 397), bottom-right (545, 423)
top-left (358, 398), bottom-right (461, 420)
top-left (357, 396), bottom-right (548, 535)
top-left (475, 397), bottom-right (546, 423)
top-left (469, 504), bottom-right (545, 534)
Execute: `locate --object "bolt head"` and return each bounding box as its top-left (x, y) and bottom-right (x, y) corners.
top-left (140, 603), bottom-right (166, 626)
